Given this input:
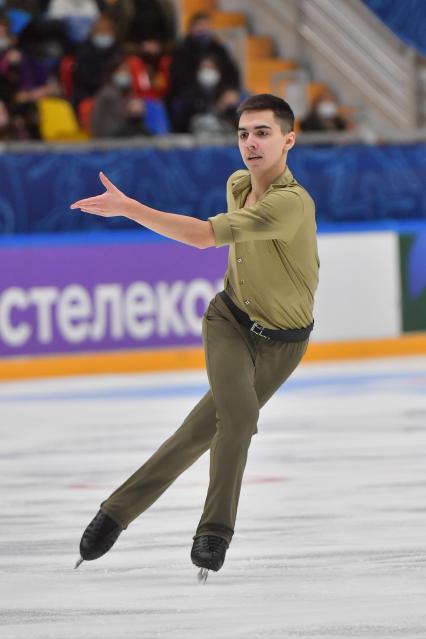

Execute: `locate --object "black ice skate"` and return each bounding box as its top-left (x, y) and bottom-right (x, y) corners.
top-left (191, 535), bottom-right (229, 583)
top-left (74, 510), bottom-right (123, 569)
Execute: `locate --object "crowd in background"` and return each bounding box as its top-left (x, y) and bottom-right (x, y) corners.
top-left (0, 0), bottom-right (349, 141)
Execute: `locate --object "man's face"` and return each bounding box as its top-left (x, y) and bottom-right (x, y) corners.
top-left (191, 18), bottom-right (212, 38)
top-left (93, 18), bottom-right (115, 38)
top-left (238, 110), bottom-right (295, 175)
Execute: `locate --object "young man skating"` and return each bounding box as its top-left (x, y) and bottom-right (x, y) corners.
top-left (71, 94), bottom-right (319, 581)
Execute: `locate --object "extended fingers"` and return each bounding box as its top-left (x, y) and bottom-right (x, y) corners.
top-left (71, 172), bottom-right (121, 211)
top-left (99, 171), bottom-right (119, 192)
top-left (70, 196), bottom-right (103, 209)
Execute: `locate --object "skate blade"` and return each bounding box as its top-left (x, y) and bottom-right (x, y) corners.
top-left (197, 568), bottom-right (209, 584)
top-left (74, 556), bottom-right (84, 569)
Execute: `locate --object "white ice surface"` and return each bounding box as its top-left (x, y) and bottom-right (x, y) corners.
top-left (1, 357), bottom-right (426, 639)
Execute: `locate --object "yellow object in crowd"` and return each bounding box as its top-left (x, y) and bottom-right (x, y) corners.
top-left (38, 97), bottom-right (89, 142)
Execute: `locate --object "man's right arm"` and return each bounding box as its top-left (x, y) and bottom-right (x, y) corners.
top-left (125, 199), bottom-right (217, 249)
top-left (71, 172), bottom-right (217, 249)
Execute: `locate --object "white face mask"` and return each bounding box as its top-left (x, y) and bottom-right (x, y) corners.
top-left (197, 67), bottom-right (220, 88)
top-left (0, 36), bottom-right (11, 52)
top-left (317, 100), bottom-right (338, 119)
top-left (92, 34), bottom-right (115, 49)
top-left (112, 71), bottom-right (132, 90)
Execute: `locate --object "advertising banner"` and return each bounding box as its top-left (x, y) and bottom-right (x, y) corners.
top-left (399, 233), bottom-right (426, 332)
top-left (0, 236), bottom-right (228, 357)
top-left (1, 229), bottom-right (417, 360)
top-left (311, 232), bottom-right (400, 341)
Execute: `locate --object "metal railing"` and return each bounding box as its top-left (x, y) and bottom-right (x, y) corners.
top-left (1, 125), bottom-right (425, 157)
top-left (220, 0), bottom-right (420, 129)
top-left (299, 0), bottom-right (417, 128)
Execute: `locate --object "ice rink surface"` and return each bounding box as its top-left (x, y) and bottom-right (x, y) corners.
top-left (1, 356), bottom-right (426, 639)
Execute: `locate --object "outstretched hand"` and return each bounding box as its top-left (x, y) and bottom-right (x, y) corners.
top-left (70, 172), bottom-right (130, 218)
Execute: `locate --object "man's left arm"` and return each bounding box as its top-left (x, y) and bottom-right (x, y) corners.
top-left (71, 172), bottom-right (216, 249)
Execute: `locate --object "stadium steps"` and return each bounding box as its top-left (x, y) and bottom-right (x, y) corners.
top-left (178, 0), bottom-right (338, 117)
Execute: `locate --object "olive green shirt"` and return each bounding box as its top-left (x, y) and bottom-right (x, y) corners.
top-left (208, 166), bottom-right (319, 330)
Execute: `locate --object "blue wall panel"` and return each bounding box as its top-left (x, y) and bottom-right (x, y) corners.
top-left (0, 143), bottom-right (425, 234)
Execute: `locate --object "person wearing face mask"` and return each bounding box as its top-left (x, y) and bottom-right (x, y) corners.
top-left (0, 15), bottom-right (56, 140)
top-left (171, 54), bottom-right (237, 133)
top-left (124, 38), bottom-right (172, 100)
top-left (168, 12), bottom-right (240, 123)
top-left (46, 0), bottom-right (100, 45)
top-left (300, 88), bottom-right (348, 132)
top-left (73, 14), bottom-right (120, 105)
top-left (190, 86), bottom-right (240, 136)
top-left (90, 56), bottom-right (151, 138)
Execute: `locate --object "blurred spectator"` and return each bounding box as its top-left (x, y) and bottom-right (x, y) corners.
top-left (127, 0), bottom-right (171, 44)
top-left (190, 86), bottom-right (240, 135)
top-left (90, 56), bottom-right (151, 138)
top-left (0, 98), bottom-right (13, 140)
top-left (1, 2), bottom-right (44, 40)
top-left (168, 12), bottom-right (240, 119)
top-left (99, 0), bottom-right (134, 42)
top-left (46, 0), bottom-right (100, 45)
top-left (300, 88), bottom-right (349, 132)
top-left (0, 14), bottom-right (20, 107)
top-left (1, 4), bottom-right (32, 36)
top-left (73, 14), bottom-right (121, 105)
top-left (17, 13), bottom-right (70, 67)
top-left (1, 2), bottom-right (47, 18)
top-left (170, 54), bottom-right (232, 133)
top-left (46, 1), bottom-right (99, 21)
top-left (0, 14), bottom-right (57, 139)
top-left (126, 38), bottom-right (171, 100)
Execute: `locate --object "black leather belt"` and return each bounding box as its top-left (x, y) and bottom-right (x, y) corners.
top-left (219, 291), bottom-right (313, 342)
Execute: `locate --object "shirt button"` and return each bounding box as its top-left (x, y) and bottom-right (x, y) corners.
top-left (240, 279), bottom-right (244, 285)
top-left (237, 257), bottom-right (242, 263)
top-left (244, 299), bottom-right (251, 305)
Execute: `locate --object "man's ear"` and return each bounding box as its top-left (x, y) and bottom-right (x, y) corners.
top-left (284, 132), bottom-right (296, 151)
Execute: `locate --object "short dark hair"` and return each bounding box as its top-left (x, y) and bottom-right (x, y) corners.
top-left (237, 94), bottom-right (295, 133)
top-left (189, 12), bottom-right (211, 28)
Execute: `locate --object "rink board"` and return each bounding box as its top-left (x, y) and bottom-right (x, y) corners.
top-left (0, 229), bottom-right (425, 379)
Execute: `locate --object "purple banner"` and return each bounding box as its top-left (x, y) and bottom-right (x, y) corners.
top-left (0, 238), bottom-right (228, 357)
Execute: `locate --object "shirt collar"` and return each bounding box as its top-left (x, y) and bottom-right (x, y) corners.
top-left (231, 165), bottom-right (295, 197)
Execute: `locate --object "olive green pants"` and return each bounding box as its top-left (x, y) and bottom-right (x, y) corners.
top-left (100, 294), bottom-right (309, 545)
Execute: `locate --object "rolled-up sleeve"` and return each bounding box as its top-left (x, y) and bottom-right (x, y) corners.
top-left (209, 190), bottom-right (304, 246)
top-left (208, 213), bottom-right (234, 247)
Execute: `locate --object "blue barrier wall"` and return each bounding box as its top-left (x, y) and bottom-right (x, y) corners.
top-left (0, 143), bottom-right (425, 234)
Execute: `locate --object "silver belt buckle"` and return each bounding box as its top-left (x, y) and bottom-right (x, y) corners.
top-left (250, 321), bottom-right (270, 339)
